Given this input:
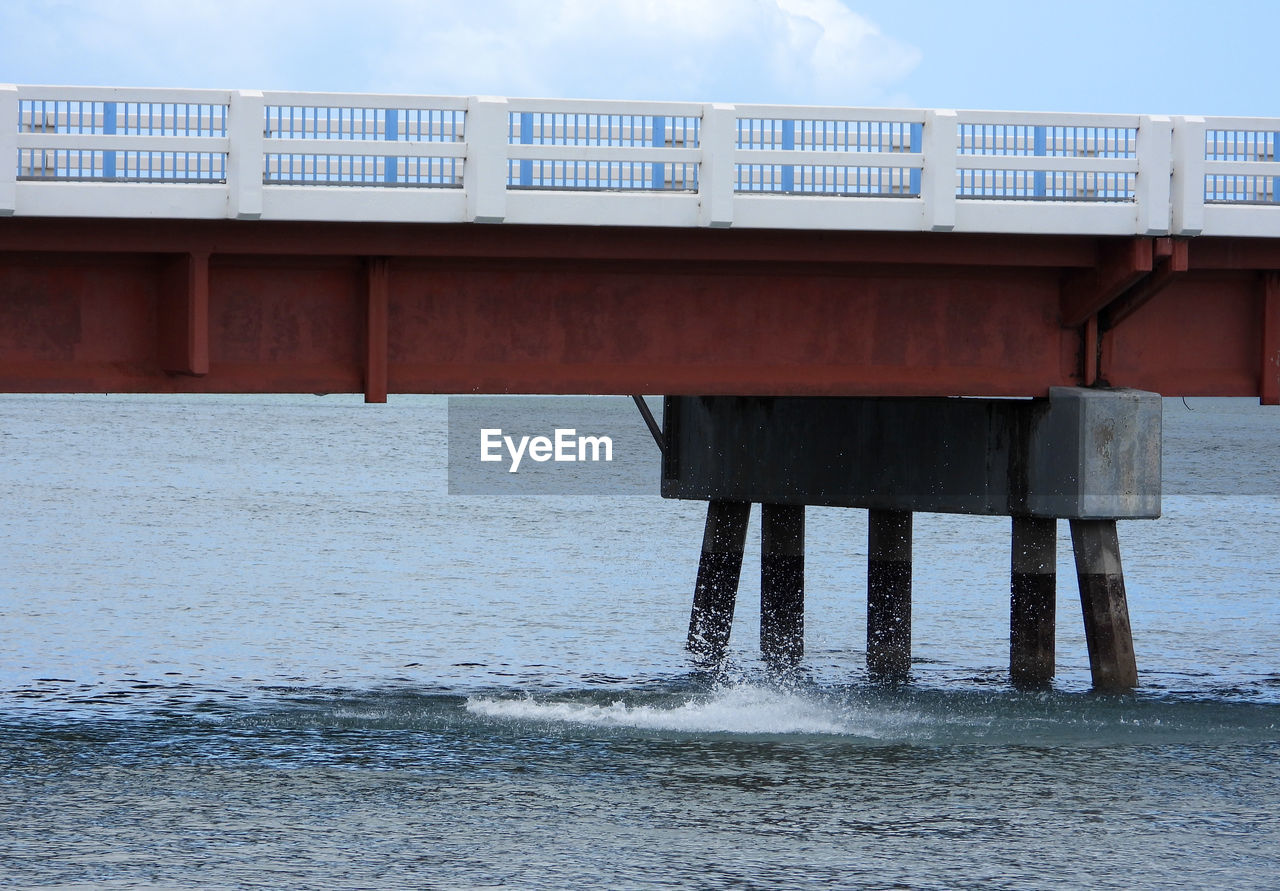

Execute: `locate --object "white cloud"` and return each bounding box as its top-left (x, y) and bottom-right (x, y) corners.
top-left (377, 0), bottom-right (920, 103)
top-left (1, 0), bottom-right (920, 105)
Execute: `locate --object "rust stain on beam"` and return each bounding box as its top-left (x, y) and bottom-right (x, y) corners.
top-left (157, 252), bottom-right (209, 376)
top-left (1060, 238), bottom-right (1153, 328)
top-left (365, 257), bottom-right (389, 404)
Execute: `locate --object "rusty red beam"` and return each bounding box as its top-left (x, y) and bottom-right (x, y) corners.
top-left (0, 218), bottom-right (1099, 267)
top-left (0, 219), bottom-right (1277, 400)
top-left (1104, 271), bottom-right (1266, 397)
top-left (1187, 238), bottom-right (1280, 271)
top-left (0, 248), bottom-right (1076, 397)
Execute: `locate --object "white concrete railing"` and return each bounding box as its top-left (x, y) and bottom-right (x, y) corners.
top-left (3, 84), bottom-right (1279, 237)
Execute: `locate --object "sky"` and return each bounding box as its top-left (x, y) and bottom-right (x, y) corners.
top-left (0, 0), bottom-right (1277, 116)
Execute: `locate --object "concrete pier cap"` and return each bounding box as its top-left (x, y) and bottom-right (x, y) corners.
top-left (661, 387), bottom-right (1161, 520)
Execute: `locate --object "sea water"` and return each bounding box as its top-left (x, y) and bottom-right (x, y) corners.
top-left (0, 394), bottom-right (1277, 889)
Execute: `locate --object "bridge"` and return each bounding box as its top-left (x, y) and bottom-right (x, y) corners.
top-left (1, 85), bottom-right (1276, 401)
top-left (2, 85), bottom-right (1278, 691)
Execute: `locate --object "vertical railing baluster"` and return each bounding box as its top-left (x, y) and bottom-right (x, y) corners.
top-left (102, 100), bottom-right (117, 179)
top-left (72, 100), bottom-right (81, 178)
top-left (780, 118), bottom-right (795, 193)
top-left (384, 108), bottom-right (399, 184)
top-left (1033, 125), bottom-right (1046, 198)
top-left (651, 114), bottom-right (665, 190)
top-left (519, 111), bottom-right (533, 187)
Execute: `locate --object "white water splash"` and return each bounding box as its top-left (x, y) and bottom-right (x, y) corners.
top-left (466, 684), bottom-right (875, 736)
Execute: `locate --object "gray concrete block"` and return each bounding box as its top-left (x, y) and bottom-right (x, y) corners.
top-left (661, 389), bottom-right (1161, 520)
top-left (1026, 387), bottom-right (1162, 519)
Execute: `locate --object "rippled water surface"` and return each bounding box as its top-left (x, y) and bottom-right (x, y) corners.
top-left (1, 395), bottom-right (1278, 888)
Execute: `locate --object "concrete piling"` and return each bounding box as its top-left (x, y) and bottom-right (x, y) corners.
top-left (867, 509), bottom-right (912, 681)
top-left (666, 392), bottom-right (1159, 687)
top-left (687, 500), bottom-right (751, 662)
top-left (760, 503), bottom-right (805, 669)
top-left (1069, 519), bottom-right (1139, 690)
top-left (1010, 516), bottom-right (1057, 688)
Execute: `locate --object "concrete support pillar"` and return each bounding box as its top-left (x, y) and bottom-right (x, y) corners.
top-left (1010, 516), bottom-right (1057, 688)
top-left (687, 500), bottom-right (751, 662)
top-left (1069, 519), bottom-right (1139, 690)
top-left (867, 509), bottom-right (912, 681)
top-left (760, 504), bottom-right (804, 669)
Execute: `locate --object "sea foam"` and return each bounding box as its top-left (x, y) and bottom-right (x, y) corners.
top-left (465, 683), bottom-right (874, 735)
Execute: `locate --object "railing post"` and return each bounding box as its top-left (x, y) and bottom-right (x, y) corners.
top-left (465, 96), bottom-right (508, 223)
top-left (1136, 114), bottom-right (1172, 235)
top-left (0, 84), bottom-right (17, 215)
top-left (1171, 115), bottom-right (1206, 236)
top-left (698, 102), bottom-right (735, 228)
top-left (921, 109), bottom-right (956, 231)
top-left (908, 121), bottom-right (923, 196)
top-left (227, 89), bottom-right (264, 220)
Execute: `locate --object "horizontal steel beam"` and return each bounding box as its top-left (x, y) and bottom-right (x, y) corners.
top-left (0, 220), bottom-right (1273, 400)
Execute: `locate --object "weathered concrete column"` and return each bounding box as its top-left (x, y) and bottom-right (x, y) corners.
top-left (687, 500), bottom-right (751, 662)
top-left (1010, 516), bottom-right (1057, 688)
top-left (760, 503), bottom-right (804, 669)
top-left (867, 509), bottom-right (912, 681)
top-left (1069, 519), bottom-right (1138, 690)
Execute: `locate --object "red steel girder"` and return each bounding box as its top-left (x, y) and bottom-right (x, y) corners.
top-left (0, 218), bottom-right (1275, 400)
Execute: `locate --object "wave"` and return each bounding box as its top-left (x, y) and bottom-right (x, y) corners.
top-left (466, 683), bottom-right (876, 736)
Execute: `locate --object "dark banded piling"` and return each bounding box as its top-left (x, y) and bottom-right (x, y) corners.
top-left (760, 504), bottom-right (804, 669)
top-left (1010, 516), bottom-right (1057, 688)
top-left (1069, 519), bottom-right (1138, 690)
top-left (867, 509), bottom-right (912, 681)
top-left (687, 500), bottom-right (751, 663)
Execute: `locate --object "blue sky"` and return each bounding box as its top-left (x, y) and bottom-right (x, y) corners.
top-left (1, 0), bottom-right (1276, 115)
